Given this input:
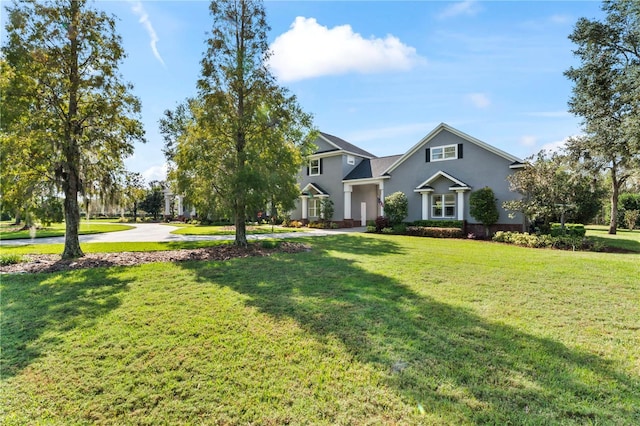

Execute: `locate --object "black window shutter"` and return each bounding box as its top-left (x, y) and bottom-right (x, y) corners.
top-left (458, 143), bottom-right (463, 159)
top-left (319, 158), bottom-right (323, 174)
top-left (425, 149), bottom-right (430, 162)
top-left (306, 165), bottom-right (310, 175)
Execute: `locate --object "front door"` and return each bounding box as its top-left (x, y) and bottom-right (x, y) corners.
top-left (360, 202), bottom-right (366, 226)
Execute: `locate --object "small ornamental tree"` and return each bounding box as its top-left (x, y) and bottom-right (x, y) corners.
top-left (469, 187), bottom-right (499, 237)
top-left (384, 192), bottom-right (408, 225)
top-left (320, 199), bottom-right (334, 221)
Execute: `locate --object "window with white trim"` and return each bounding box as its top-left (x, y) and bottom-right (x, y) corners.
top-left (309, 159), bottom-right (321, 176)
top-left (432, 194), bottom-right (456, 218)
top-left (431, 144), bottom-right (457, 161)
top-left (308, 198), bottom-right (320, 218)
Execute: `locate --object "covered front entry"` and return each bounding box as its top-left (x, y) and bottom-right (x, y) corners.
top-left (343, 179), bottom-right (386, 224)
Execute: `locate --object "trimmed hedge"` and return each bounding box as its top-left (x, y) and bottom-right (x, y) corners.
top-left (550, 223), bottom-right (586, 237)
top-left (493, 231), bottom-right (602, 251)
top-left (410, 220), bottom-right (464, 229)
top-left (406, 226), bottom-right (464, 238)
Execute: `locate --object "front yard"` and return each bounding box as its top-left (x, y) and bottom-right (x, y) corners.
top-left (0, 221), bottom-right (134, 240)
top-left (1, 234), bottom-right (638, 424)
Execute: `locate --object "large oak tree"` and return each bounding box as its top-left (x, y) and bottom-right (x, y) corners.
top-left (2, 0), bottom-right (144, 257)
top-left (565, 0), bottom-right (640, 234)
top-left (161, 0), bottom-right (315, 246)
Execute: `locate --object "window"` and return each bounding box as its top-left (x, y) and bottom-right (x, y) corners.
top-left (432, 194), bottom-right (456, 218)
top-left (347, 155), bottom-right (355, 165)
top-left (430, 145), bottom-right (457, 161)
top-left (309, 159), bottom-right (321, 176)
top-left (308, 198), bottom-right (320, 218)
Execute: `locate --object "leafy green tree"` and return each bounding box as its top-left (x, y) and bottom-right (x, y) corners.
top-left (120, 172), bottom-right (146, 222)
top-left (564, 0), bottom-right (640, 234)
top-left (469, 187), bottom-right (499, 236)
top-left (384, 192), bottom-right (408, 225)
top-left (160, 0), bottom-right (315, 247)
top-left (504, 151), bottom-right (605, 231)
top-left (139, 181), bottom-right (164, 221)
top-left (2, 0), bottom-right (145, 257)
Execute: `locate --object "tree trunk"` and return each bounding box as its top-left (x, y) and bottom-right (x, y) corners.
top-left (609, 167), bottom-right (619, 235)
top-left (234, 203), bottom-right (247, 247)
top-left (61, 1), bottom-right (84, 259)
top-left (62, 166), bottom-right (84, 258)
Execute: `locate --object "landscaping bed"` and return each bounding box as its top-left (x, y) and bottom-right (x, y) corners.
top-left (0, 241), bottom-right (309, 274)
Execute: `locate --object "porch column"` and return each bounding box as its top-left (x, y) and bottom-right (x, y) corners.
top-left (301, 197), bottom-right (308, 220)
top-left (456, 190), bottom-right (465, 221)
top-left (163, 188), bottom-right (171, 216)
top-left (421, 193), bottom-right (429, 220)
top-left (177, 195), bottom-right (183, 216)
top-left (344, 184), bottom-right (352, 219)
top-left (379, 182), bottom-right (385, 217)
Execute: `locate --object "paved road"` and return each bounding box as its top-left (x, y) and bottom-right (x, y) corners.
top-left (0, 223), bottom-right (366, 246)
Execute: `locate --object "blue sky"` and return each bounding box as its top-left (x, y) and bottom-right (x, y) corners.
top-left (5, 1), bottom-right (606, 182)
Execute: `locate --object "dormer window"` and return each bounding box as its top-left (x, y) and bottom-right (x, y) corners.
top-left (347, 155), bottom-right (355, 165)
top-left (426, 144), bottom-right (463, 162)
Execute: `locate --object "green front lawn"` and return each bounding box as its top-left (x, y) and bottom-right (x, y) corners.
top-left (169, 223), bottom-right (304, 236)
top-left (586, 225), bottom-right (640, 252)
top-left (0, 222), bottom-right (134, 240)
top-left (2, 234), bottom-right (638, 424)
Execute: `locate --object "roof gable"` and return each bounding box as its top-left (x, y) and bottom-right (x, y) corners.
top-left (414, 171), bottom-right (470, 191)
top-left (343, 155), bottom-right (402, 181)
top-left (318, 132), bottom-right (376, 159)
top-left (383, 123), bottom-right (522, 174)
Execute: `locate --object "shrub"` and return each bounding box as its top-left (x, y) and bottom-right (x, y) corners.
top-left (381, 227), bottom-right (394, 234)
top-left (260, 240), bottom-right (280, 249)
top-left (624, 210), bottom-right (639, 230)
top-left (411, 220), bottom-right (464, 229)
top-left (405, 226), bottom-right (463, 238)
top-left (0, 254), bottom-right (23, 266)
top-left (550, 223), bottom-right (586, 237)
top-left (392, 223), bottom-right (407, 234)
top-left (469, 187), bottom-right (499, 235)
top-left (366, 220), bottom-right (376, 227)
top-left (384, 192), bottom-right (408, 225)
top-left (493, 231), bottom-right (600, 251)
top-left (375, 216), bottom-right (390, 232)
top-left (366, 225), bottom-right (377, 233)
top-left (320, 199), bottom-right (334, 221)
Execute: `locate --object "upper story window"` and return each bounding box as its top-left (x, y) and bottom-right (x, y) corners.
top-left (309, 158), bottom-right (321, 176)
top-left (431, 144), bottom-right (457, 161)
top-left (346, 155), bottom-right (355, 165)
top-left (426, 143), bottom-right (462, 162)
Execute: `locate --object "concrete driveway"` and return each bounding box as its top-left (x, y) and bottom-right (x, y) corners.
top-left (0, 223), bottom-right (366, 246)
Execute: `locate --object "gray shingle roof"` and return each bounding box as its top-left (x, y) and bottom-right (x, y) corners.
top-left (319, 132), bottom-right (376, 158)
top-left (344, 155), bottom-right (403, 180)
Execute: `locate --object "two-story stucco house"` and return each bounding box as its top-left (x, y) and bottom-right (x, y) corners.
top-left (290, 123), bottom-right (526, 235)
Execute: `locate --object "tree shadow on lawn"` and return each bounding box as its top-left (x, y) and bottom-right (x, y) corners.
top-left (181, 235), bottom-right (639, 423)
top-left (1, 268), bottom-right (132, 379)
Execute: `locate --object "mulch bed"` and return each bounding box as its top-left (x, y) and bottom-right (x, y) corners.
top-left (0, 242), bottom-right (310, 275)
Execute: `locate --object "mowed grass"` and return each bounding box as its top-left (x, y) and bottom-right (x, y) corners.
top-left (1, 234), bottom-right (639, 424)
top-left (587, 225), bottom-right (640, 252)
top-left (0, 221), bottom-right (134, 240)
top-left (169, 223), bottom-right (304, 236)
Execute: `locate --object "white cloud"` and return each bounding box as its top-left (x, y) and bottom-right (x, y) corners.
top-left (520, 135), bottom-right (537, 147)
top-left (142, 164), bottom-right (168, 183)
top-left (130, 1), bottom-right (165, 67)
top-left (549, 14), bottom-right (571, 25)
top-left (467, 93), bottom-right (491, 109)
top-left (437, 1), bottom-right (480, 20)
top-left (268, 17), bottom-right (423, 82)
